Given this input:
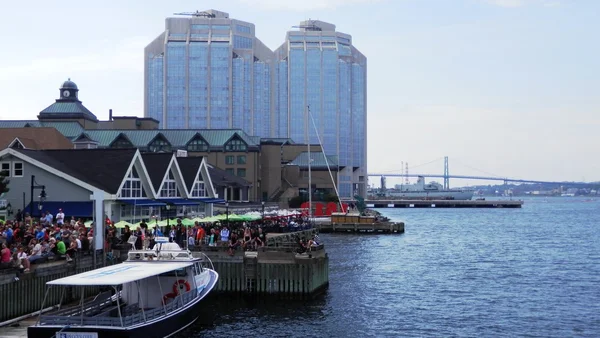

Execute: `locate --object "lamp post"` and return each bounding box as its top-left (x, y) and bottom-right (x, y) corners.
top-left (165, 204), bottom-right (171, 228)
top-left (30, 175), bottom-right (46, 218)
top-left (6, 203), bottom-right (12, 218)
top-left (261, 201), bottom-right (265, 222)
top-left (225, 202), bottom-right (229, 227)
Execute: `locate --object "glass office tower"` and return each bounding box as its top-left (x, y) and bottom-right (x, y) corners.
top-left (274, 20), bottom-right (367, 198)
top-left (144, 10), bottom-right (273, 136)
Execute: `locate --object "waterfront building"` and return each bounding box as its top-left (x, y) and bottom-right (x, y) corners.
top-left (274, 20), bottom-right (367, 199)
top-left (144, 13), bottom-right (368, 199)
top-left (144, 9), bottom-right (274, 136)
top-left (0, 81), bottom-right (340, 204)
top-left (0, 147), bottom-right (222, 232)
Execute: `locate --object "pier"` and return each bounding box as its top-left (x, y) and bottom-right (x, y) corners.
top-left (0, 230), bottom-right (329, 330)
top-left (315, 222), bottom-right (404, 234)
top-left (365, 199), bottom-right (523, 208)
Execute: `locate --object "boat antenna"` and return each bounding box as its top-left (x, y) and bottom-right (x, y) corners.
top-left (307, 105), bottom-right (344, 212)
top-left (307, 105), bottom-right (312, 221)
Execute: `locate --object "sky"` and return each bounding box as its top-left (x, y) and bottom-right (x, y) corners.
top-left (0, 0), bottom-right (598, 186)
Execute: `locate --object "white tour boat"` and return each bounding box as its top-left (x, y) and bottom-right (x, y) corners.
top-left (28, 238), bottom-right (218, 338)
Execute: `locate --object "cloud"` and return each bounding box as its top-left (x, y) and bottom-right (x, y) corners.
top-left (237, 0), bottom-right (384, 11)
top-left (483, 0), bottom-right (560, 7)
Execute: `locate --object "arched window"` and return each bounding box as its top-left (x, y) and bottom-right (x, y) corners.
top-left (225, 138), bottom-right (247, 152)
top-left (187, 138), bottom-right (209, 152)
top-left (111, 136), bottom-right (133, 149)
top-left (148, 138), bottom-right (172, 153)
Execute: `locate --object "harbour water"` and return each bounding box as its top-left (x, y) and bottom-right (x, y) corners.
top-left (186, 197), bottom-right (600, 337)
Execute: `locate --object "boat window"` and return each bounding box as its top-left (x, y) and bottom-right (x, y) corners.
top-left (159, 268), bottom-right (188, 277)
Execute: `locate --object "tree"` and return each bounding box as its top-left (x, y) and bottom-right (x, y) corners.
top-left (0, 172), bottom-right (8, 195)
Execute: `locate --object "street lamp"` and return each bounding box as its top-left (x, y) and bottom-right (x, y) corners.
top-left (6, 203), bottom-right (12, 217)
top-left (165, 204), bottom-right (171, 227)
top-left (30, 175), bottom-right (46, 218)
top-left (261, 201), bottom-right (265, 221)
top-left (225, 202), bottom-right (229, 227)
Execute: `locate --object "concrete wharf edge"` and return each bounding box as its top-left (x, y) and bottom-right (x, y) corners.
top-left (365, 199), bottom-right (524, 208)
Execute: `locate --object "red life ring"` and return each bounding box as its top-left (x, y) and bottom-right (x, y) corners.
top-left (162, 292), bottom-right (176, 305)
top-left (172, 280), bottom-right (191, 294)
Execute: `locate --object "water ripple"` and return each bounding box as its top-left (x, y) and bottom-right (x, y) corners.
top-left (187, 198), bottom-right (600, 337)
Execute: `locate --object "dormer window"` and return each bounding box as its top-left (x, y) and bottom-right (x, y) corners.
top-left (225, 138), bottom-right (247, 152)
top-left (187, 138), bottom-right (209, 152)
top-left (149, 138), bottom-right (172, 153)
top-left (111, 136), bottom-right (134, 149)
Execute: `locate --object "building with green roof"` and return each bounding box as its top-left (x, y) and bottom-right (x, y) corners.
top-left (0, 80), bottom-right (344, 204)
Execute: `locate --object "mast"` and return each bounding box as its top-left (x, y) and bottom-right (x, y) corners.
top-left (307, 105), bottom-right (312, 220)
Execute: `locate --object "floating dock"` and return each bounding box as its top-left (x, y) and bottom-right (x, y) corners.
top-left (315, 222), bottom-right (404, 234)
top-left (365, 199), bottom-right (523, 208)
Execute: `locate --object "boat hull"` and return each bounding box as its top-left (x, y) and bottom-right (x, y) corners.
top-left (28, 270), bottom-right (218, 338)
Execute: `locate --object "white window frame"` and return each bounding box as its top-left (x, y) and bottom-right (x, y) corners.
top-left (12, 162), bottom-right (23, 177)
top-left (119, 168), bottom-right (143, 199)
top-left (0, 162), bottom-right (11, 177)
top-left (191, 181), bottom-right (206, 197)
top-left (160, 171), bottom-right (179, 197)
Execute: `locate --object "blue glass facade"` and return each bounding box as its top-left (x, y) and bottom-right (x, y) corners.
top-left (352, 63), bottom-right (365, 169)
top-left (147, 53), bottom-right (163, 123)
top-left (276, 60), bottom-right (288, 138)
top-left (273, 29), bottom-right (367, 198)
top-left (289, 49), bottom-right (305, 142)
top-left (338, 60), bottom-right (351, 168)
top-left (188, 42), bottom-right (209, 128)
top-left (209, 43), bottom-right (230, 128)
top-left (253, 61), bottom-right (270, 137)
top-left (145, 17), bottom-right (273, 137)
top-left (166, 42), bottom-right (186, 128)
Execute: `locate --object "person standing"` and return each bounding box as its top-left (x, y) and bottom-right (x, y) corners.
top-left (55, 208), bottom-right (65, 226)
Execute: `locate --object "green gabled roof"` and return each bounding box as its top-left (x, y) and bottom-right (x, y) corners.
top-left (289, 151), bottom-right (339, 170)
top-left (79, 129), bottom-right (259, 149)
top-left (0, 121), bottom-right (84, 139)
top-left (39, 101), bottom-right (98, 122)
top-left (0, 120), bottom-right (41, 128)
top-left (40, 122), bottom-right (84, 139)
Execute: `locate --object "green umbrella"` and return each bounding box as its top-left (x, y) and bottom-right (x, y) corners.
top-left (113, 220), bottom-right (132, 229)
top-left (180, 218), bottom-right (195, 227)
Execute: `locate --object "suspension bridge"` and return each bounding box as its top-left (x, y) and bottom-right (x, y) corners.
top-left (368, 157), bottom-right (597, 188)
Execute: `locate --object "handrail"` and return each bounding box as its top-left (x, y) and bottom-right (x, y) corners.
top-left (39, 289), bottom-right (199, 328)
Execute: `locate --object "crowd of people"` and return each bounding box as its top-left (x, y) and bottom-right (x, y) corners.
top-left (0, 208), bottom-right (93, 273)
top-left (1, 207), bottom-right (319, 272)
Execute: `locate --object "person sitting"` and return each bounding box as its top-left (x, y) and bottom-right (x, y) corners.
top-left (227, 232), bottom-right (240, 256)
top-left (28, 239), bottom-right (44, 264)
top-left (15, 247), bottom-right (31, 272)
top-left (0, 243), bottom-right (11, 269)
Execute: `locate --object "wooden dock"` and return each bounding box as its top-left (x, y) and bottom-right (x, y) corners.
top-left (315, 222), bottom-right (404, 234)
top-left (365, 199), bottom-right (524, 208)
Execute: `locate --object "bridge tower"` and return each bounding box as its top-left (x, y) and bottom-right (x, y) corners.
top-left (405, 162), bottom-right (409, 185)
top-left (380, 175), bottom-right (387, 191)
top-left (444, 156), bottom-right (450, 190)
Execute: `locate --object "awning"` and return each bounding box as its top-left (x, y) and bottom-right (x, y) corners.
top-left (192, 197), bottom-right (227, 204)
top-left (24, 201), bottom-right (93, 218)
top-left (118, 199), bottom-right (166, 207)
top-left (47, 261), bottom-right (193, 286)
top-left (159, 199), bottom-right (202, 206)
